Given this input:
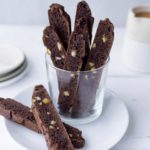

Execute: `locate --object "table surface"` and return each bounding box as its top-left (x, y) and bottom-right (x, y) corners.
top-left (0, 26), bottom-right (150, 150)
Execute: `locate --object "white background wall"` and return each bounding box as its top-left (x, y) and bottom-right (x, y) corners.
top-left (0, 0), bottom-right (150, 26)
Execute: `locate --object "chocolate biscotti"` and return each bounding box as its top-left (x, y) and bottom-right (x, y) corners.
top-left (58, 32), bottom-right (86, 113)
top-left (0, 97), bottom-right (85, 148)
top-left (75, 1), bottom-right (94, 43)
top-left (43, 26), bottom-right (66, 69)
top-left (0, 97), bottom-right (40, 133)
top-left (74, 1), bottom-right (94, 69)
top-left (32, 85), bottom-right (74, 150)
top-left (74, 17), bottom-right (90, 70)
top-left (85, 18), bottom-right (114, 70)
top-left (48, 4), bottom-right (71, 49)
top-left (43, 26), bottom-right (67, 92)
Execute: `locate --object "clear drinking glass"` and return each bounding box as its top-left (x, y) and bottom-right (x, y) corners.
top-left (45, 53), bottom-right (109, 124)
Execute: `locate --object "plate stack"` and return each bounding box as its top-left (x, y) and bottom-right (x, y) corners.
top-left (0, 44), bottom-right (27, 82)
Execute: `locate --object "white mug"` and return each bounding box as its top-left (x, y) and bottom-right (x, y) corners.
top-left (122, 5), bottom-right (150, 73)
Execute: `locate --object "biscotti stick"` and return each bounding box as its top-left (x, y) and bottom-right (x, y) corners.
top-left (75, 17), bottom-right (90, 70)
top-left (43, 26), bottom-right (67, 91)
top-left (32, 85), bottom-right (74, 150)
top-left (71, 1), bottom-right (94, 114)
top-left (82, 18), bottom-right (114, 93)
top-left (75, 1), bottom-right (94, 43)
top-left (0, 97), bottom-right (85, 148)
top-left (43, 26), bottom-right (66, 69)
top-left (85, 18), bottom-right (114, 70)
top-left (0, 97), bottom-right (40, 133)
top-left (58, 32), bottom-right (85, 113)
top-left (48, 4), bottom-right (71, 49)
top-left (72, 18), bottom-right (114, 117)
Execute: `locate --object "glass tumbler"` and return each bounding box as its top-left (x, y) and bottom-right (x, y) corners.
top-left (45, 53), bottom-right (109, 124)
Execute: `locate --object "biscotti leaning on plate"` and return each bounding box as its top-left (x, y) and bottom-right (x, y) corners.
top-left (0, 93), bottom-right (85, 149)
top-left (32, 85), bottom-right (75, 150)
top-left (43, 1), bottom-right (114, 115)
top-left (0, 97), bottom-right (40, 132)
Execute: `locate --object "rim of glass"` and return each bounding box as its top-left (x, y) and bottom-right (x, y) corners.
top-left (45, 53), bottom-right (110, 73)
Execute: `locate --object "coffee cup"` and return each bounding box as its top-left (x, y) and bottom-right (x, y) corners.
top-left (122, 5), bottom-right (150, 73)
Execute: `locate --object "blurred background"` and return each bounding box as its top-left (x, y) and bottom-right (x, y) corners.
top-left (0, 0), bottom-right (149, 27)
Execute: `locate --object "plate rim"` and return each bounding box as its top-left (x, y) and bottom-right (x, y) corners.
top-left (0, 59), bottom-right (28, 88)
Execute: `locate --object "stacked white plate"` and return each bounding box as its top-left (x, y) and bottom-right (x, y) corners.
top-left (0, 44), bottom-right (27, 82)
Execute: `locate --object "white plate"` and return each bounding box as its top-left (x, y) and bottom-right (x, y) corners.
top-left (0, 60), bottom-right (28, 88)
top-left (0, 58), bottom-right (27, 82)
top-left (4, 86), bottom-right (129, 150)
top-left (0, 43), bottom-right (25, 75)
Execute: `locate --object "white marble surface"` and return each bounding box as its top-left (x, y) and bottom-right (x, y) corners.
top-left (0, 26), bottom-right (150, 149)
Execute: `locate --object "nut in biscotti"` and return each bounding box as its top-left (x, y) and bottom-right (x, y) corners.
top-left (47, 112), bottom-right (51, 115)
top-left (51, 120), bottom-right (56, 125)
top-left (61, 55), bottom-right (65, 59)
top-left (63, 91), bottom-right (70, 96)
top-left (92, 43), bottom-right (96, 48)
top-left (46, 49), bottom-right (51, 55)
top-left (55, 56), bottom-right (62, 61)
top-left (35, 96), bottom-right (41, 101)
top-left (42, 98), bottom-right (50, 104)
top-left (32, 99), bottom-right (36, 103)
top-left (70, 73), bottom-right (76, 79)
top-left (71, 50), bottom-right (77, 57)
top-left (49, 125), bottom-right (54, 129)
top-left (102, 34), bottom-right (108, 43)
top-left (88, 62), bottom-right (95, 67)
top-left (57, 42), bottom-right (62, 51)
